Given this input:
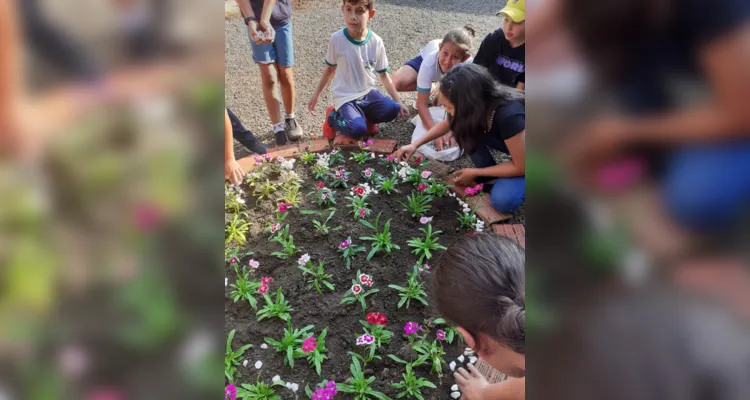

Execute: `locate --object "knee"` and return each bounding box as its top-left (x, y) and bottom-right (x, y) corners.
top-left (394, 78), bottom-right (410, 92)
top-left (341, 120), bottom-right (368, 138)
top-left (663, 174), bottom-right (731, 232)
top-left (490, 180), bottom-right (525, 213)
top-left (278, 67), bottom-right (293, 86)
top-left (260, 69), bottom-right (277, 90)
top-left (385, 100), bottom-right (402, 120)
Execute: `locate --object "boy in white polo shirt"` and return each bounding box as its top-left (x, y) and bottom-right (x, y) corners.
top-left (307, 0), bottom-right (409, 140)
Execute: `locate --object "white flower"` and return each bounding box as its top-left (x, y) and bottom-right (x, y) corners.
top-left (260, 343), bottom-right (268, 349)
top-left (297, 254), bottom-right (311, 266)
top-left (370, 153), bottom-right (375, 158)
top-left (458, 355), bottom-right (465, 363)
top-left (254, 360), bottom-right (263, 369)
top-left (237, 198), bottom-right (246, 205)
top-left (286, 382), bottom-right (292, 389)
top-left (272, 375), bottom-right (281, 383)
top-left (450, 361), bottom-right (457, 371)
top-left (243, 360), bottom-right (248, 367)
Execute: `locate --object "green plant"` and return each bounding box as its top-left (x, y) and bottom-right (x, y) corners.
top-left (269, 225), bottom-right (299, 259)
top-left (412, 338), bottom-right (447, 376)
top-left (360, 316), bottom-right (394, 349)
top-left (407, 224), bottom-right (447, 263)
top-left (236, 381), bottom-right (285, 400)
top-left (425, 180), bottom-right (450, 197)
top-left (225, 247), bottom-right (254, 265)
top-left (300, 208), bottom-right (342, 235)
top-left (281, 184), bottom-right (302, 208)
top-left (359, 212), bottom-right (400, 260)
top-left (398, 191), bottom-right (433, 218)
top-left (225, 213), bottom-right (251, 245)
top-left (253, 179), bottom-right (277, 205)
top-left (300, 151), bottom-right (317, 165)
top-left (338, 237), bottom-right (366, 269)
top-left (329, 149), bottom-right (346, 164)
top-left (456, 205), bottom-right (482, 230)
top-left (392, 363), bottom-right (437, 399)
top-left (225, 329), bottom-right (252, 382)
top-left (337, 356), bottom-right (389, 400)
top-left (229, 265), bottom-right (261, 310)
top-left (375, 174), bottom-right (399, 194)
top-left (257, 288), bottom-right (294, 322)
top-left (433, 318), bottom-right (465, 345)
top-left (264, 323), bottom-right (315, 369)
top-left (225, 184), bottom-right (246, 214)
top-left (307, 186), bottom-right (336, 208)
top-left (298, 258), bottom-right (335, 295)
top-left (330, 168), bottom-right (350, 188)
top-left (340, 270), bottom-right (379, 311)
top-left (345, 193), bottom-right (371, 221)
top-left (312, 163), bottom-right (329, 180)
top-left (294, 328), bottom-right (329, 376)
top-left (388, 266), bottom-right (429, 309)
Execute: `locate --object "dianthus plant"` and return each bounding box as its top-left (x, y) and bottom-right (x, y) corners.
top-left (345, 184), bottom-right (376, 221)
top-left (359, 212), bottom-right (400, 260)
top-left (407, 224), bottom-right (447, 264)
top-left (235, 381), bottom-right (284, 400)
top-left (397, 191), bottom-right (433, 218)
top-left (253, 179), bottom-right (278, 205)
top-left (312, 162), bottom-right (329, 180)
top-left (297, 254), bottom-right (335, 295)
top-left (337, 356), bottom-right (389, 400)
top-left (425, 179), bottom-right (450, 197)
top-left (256, 287), bottom-right (293, 323)
top-left (412, 337), bottom-right (448, 377)
top-left (269, 225), bottom-right (300, 259)
top-left (338, 237), bottom-right (366, 269)
top-left (226, 213), bottom-right (251, 246)
top-left (404, 168), bottom-right (431, 187)
top-left (300, 151), bottom-right (317, 165)
top-left (225, 183), bottom-right (246, 214)
top-left (294, 327), bottom-right (329, 376)
top-left (456, 199), bottom-right (482, 231)
top-left (229, 264), bottom-right (261, 310)
top-left (375, 173), bottom-right (399, 195)
top-left (432, 318), bottom-right (465, 345)
top-left (379, 153), bottom-right (399, 172)
top-left (350, 140), bottom-right (375, 164)
top-left (264, 322), bottom-right (314, 369)
top-left (340, 270), bottom-right (379, 311)
top-left (356, 312), bottom-right (393, 362)
top-left (329, 148), bottom-right (346, 164)
top-left (308, 182), bottom-right (337, 208)
top-left (225, 329), bottom-right (252, 383)
top-left (391, 363), bottom-right (437, 400)
top-left (300, 208), bottom-right (342, 235)
top-left (387, 265), bottom-right (429, 309)
top-left (330, 168), bottom-right (350, 189)
top-left (361, 168), bottom-right (377, 183)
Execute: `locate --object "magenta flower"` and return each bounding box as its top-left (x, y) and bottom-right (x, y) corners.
top-left (229, 256), bottom-right (239, 264)
top-left (437, 329), bottom-right (446, 341)
top-left (278, 203), bottom-right (288, 213)
top-left (277, 156), bottom-right (286, 163)
top-left (225, 384), bottom-right (237, 400)
top-left (387, 154), bottom-right (394, 162)
top-left (270, 223), bottom-right (281, 233)
top-left (312, 381), bottom-right (338, 400)
top-left (362, 334), bottom-right (375, 344)
top-left (465, 187), bottom-right (477, 196)
top-left (359, 273), bottom-right (372, 285)
top-left (258, 284), bottom-right (269, 295)
top-left (249, 259), bottom-right (260, 269)
top-left (359, 209), bottom-right (367, 218)
top-left (365, 168), bottom-right (372, 177)
top-left (404, 322), bottom-right (422, 335)
top-left (367, 139), bottom-right (374, 146)
top-left (351, 284), bottom-right (363, 295)
top-left (331, 149), bottom-right (339, 155)
top-left (421, 170), bottom-right (432, 179)
top-left (261, 277), bottom-right (274, 285)
top-left (417, 184), bottom-right (428, 191)
top-left (302, 337), bottom-right (317, 353)
top-left (339, 241), bottom-right (349, 250)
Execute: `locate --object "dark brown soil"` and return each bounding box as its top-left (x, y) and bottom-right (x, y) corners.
top-left (226, 152), bottom-right (472, 399)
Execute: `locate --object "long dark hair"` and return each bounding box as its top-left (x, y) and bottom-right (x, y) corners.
top-left (430, 233), bottom-right (525, 354)
top-left (439, 64), bottom-right (524, 153)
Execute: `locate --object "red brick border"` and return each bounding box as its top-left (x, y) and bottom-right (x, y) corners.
top-left (449, 182), bottom-right (511, 224)
top-left (492, 224), bottom-right (525, 248)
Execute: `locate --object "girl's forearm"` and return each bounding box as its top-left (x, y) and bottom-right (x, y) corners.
top-left (476, 160), bottom-right (524, 178)
top-left (225, 111), bottom-right (236, 162)
top-left (482, 378), bottom-right (525, 400)
top-left (417, 103), bottom-right (434, 131)
top-left (414, 119), bottom-right (450, 147)
top-left (630, 105), bottom-right (750, 145)
top-left (235, 0), bottom-right (254, 18)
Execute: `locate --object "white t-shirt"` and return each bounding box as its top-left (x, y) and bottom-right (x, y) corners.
top-left (416, 39), bottom-right (473, 94)
top-left (325, 28), bottom-right (390, 110)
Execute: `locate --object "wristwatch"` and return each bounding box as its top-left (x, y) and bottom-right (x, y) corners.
top-left (244, 16), bottom-right (257, 25)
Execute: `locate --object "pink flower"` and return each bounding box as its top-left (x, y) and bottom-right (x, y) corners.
top-left (302, 336), bottom-right (317, 353)
top-left (298, 254), bottom-right (311, 266)
top-left (436, 329), bottom-right (446, 341)
top-left (355, 186), bottom-right (365, 196)
top-left (465, 187), bottom-right (477, 196)
top-left (421, 170), bottom-right (432, 179)
top-left (132, 203), bottom-right (163, 232)
top-left (475, 184), bottom-right (484, 191)
top-left (278, 203), bottom-right (288, 213)
top-left (258, 284), bottom-right (269, 295)
top-left (228, 256), bottom-right (239, 264)
top-left (359, 273), bottom-right (371, 285)
top-left (316, 182), bottom-right (325, 188)
top-left (417, 184), bottom-right (428, 191)
top-left (367, 139), bottom-right (374, 146)
top-left (387, 154), bottom-right (394, 162)
top-left (225, 384), bottom-right (237, 400)
top-left (404, 322), bottom-right (422, 335)
top-left (351, 284), bottom-right (363, 295)
top-left (362, 334), bottom-right (375, 344)
top-left (261, 277), bottom-right (274, 285)
top-left (331, 149), bottom-right (339, 155)
top-left (365, 169), bottom-right (372, 177)
top-left (424, 262), bottom-right (431, 270)
top-left (345, 239), bottom-right (352, 245)
top-left (359, 209), bottom-right (367, 218)
top-left (277, 156), bottom-right (286, 163)
top-left (321, 193), bottom-right (328, 199)
top-left (249, 259), bottom-right (260, 269)
top-left (339, 241), bottom-right (349, 250)
top-left (343, 175), bottom-right (349, 181)
top-left (262, 154), bottom-right (272, 160)
top-left (419, 216), bottom-right (432, 224)
top-left (270, 223), bottom-right (281, 233)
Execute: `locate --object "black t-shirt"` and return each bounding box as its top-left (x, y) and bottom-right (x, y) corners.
top-left (491, 100), bottom-right (525, 142)
top-left (473, 29), bottom-right (525, 87)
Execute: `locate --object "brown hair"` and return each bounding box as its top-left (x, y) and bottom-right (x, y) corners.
top-left (343, 0), bottom-right (374, 11)
top-left (441, 24), bottom-right (477, 56)
top-left (430, 233), bottom-right (525, 354)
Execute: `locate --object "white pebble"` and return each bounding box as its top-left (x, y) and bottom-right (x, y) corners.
top-left (255, 360), bottom-right (263, 369)
top-left (225, 278), bottom-right (228, 287)
top-left (449, 361), bottom-right (456, 371)
top-left (451, 391), bottom-right (461, 399)
top-left (261, 343), bottom-right (268, 349)
top-left (469, 356), bottom-right (477, 364)
top-left (458, 355), bottom-right (465, 363)
top-left (272, 375), bottom-right (281, 383)
top-left (451, 384), bottom-right (459, 391)
top-left (290, 383), bottom-right (299, 392)
top-left (286, 382), bottom-right (292, 389)
top-left (242, 360), bottom-right (248, 367)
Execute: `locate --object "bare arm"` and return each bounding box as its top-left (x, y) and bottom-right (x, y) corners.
top-left (234, 0), bottom-right (254, 19)
top-left (416, 91), bottom-right (434, 130)
top-left (474, 131), bottom-right (526, 178)
top-left (225, 110), bottom-right (235, 164)
top-left (378, 72), bottom-right (404, 105)
top-left (0, 0), bottom-right (22, 152)
top-left (308, 66), bottom-right (336, 114)
top-left (259, 0), bottom-right (276, 25)
top-left (482, 378), bottom-right (525, 400)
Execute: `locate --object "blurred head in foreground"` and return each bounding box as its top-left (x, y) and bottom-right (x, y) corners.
top-left (431, 233), bottom-right (525, 377)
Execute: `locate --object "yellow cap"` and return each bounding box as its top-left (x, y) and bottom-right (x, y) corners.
top-left (497, 0), bottom-right (525, 22)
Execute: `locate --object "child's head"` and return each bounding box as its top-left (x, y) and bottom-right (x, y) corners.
top-left (438, 25), bottom-right (476, 73)
top-left (497, 0), bottom-right (526, 43)
top-left (430, 233), bottom-right (525, 377)
top-left (341, 0), bottom-right (376, 32)
top-left (438, 64), bottom-right (524, 152)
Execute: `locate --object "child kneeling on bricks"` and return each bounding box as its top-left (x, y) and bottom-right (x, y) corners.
top-left (307, 0), bottom-right (409, 140)
top-left (431, 233), bottom-right (525, 400)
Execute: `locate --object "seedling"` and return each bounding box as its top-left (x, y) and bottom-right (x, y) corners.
top-left (264, 322), bottom-right (315, 369)
top-left (225, 213), bottom-right (251, 245)
top-left (340, 270), bottom-right (379, 311)
top-left (300, 151), bottom-right (317, 165)
top-left (307, 183), bottom-right (337, 208)
top-left (398, 191), bottom-right (433, 218)
top-left (253, 179), bottom-right (277, 205)
top-left (312, 163), bottom-right (329, 180)
top-left (391, 363), bottom-right (437, 400)
top-left (375, 174), bottom-right (399, 195)
top-left (329, 148), bottom-right (346, 164)
top-left (337, 356), bottom-right (389, 400)
top-left (330, 168), bottom-right (351, 189)
top-left (425, 180), bottom-right (450, 197)
top-left (294, 328), bottom-right (329, 376)
top-left (388, 266), bottom-right (429, 309)
top-left (236, 381), bottom-right (285, 400)
top-left (229, 265), bottom-right (261, 310)
top-left (225, 329), bottom-right (252, 383)
top-left (298, 256), bottom-right (335, 295)
top-left (407, 224), bottom-right (447, 263)
top-left (300, 208), bottom-right (342, 235)
top-left (269, 225), bottom-right (299, 259)
top-left (359, 212), bottom-right (400, 260)
top-left (338, 237), bottom-right (366, 269)
top-left (412, 337), bottom-right (448, 376)
top-left (257, 288), bottom-right (293, 322)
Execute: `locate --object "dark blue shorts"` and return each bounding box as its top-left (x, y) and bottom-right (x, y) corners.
top-left (405, 55), bottom-right (423, 72)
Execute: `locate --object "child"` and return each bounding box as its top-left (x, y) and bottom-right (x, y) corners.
top-left (392, 25), bottom-right (476, 147)
top-left (225, 108), bottom-right (268, 184)
top-left (307, 0), bottom-right (409, 140)
top-left (430, 233), bottom-right (525, 400)
top-left (473, 0), bottom-right (525, 90)
top-left (236, 0), bottom-right (303, 146)
top-left (394, 64), bottom-right (526, 214)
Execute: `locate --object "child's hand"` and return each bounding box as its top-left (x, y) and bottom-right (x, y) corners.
top-left (225, 159), bottom-right (245, 185)
top-left (450, 168), bottom-right (478, 186)
top-left (247, 21), bottom-right (262, 44)
top-left (454, 364), bottom-right (490, 400)
top-left (398, 102), bottom-right (410, 118)
top-left (307, 94), bottom-right (319, 115)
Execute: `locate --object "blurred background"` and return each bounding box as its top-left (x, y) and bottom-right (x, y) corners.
top-left (0, 0), bottom-right (224, 399)
top-left (525, 0), bottom-right (750, 398)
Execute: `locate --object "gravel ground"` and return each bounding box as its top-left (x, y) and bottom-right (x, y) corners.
top-left (226, 0), bottom-right (524, 223)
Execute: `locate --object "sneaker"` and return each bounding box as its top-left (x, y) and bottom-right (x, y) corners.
top-left (247, 139), bottom-right (269, 154)
top-left (322, 105), bottom-right (337, 140)
top-left (285, 117), bottom-right (304, 141)
top-left (274, 129), bottom-right (289, 146)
